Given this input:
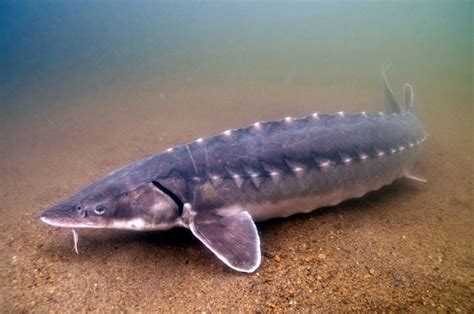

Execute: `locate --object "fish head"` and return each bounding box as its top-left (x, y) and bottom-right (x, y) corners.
top-left (40, 180), bottom-right (182, 231)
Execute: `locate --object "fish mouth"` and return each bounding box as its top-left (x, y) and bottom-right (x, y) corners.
top-left (40, 209), bottom-right (179, 231)
top-left (40, 211), bottom-right (102, 229)
top-left (40, 215), bottom-right (71, 228)
top-left (40, 212), bottom-right (84, 254)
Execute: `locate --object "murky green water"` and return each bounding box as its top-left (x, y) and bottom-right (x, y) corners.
top-left (1, 1), bottom-right (471, 118)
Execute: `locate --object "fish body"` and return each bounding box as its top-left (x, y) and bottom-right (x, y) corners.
top-left (41, 69), bottom-right (426, 272)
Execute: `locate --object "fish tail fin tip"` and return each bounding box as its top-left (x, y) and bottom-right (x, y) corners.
top-left (403, 83), bottom-right (415, 111)
top-left (381, 64), bottom-right (402, 114)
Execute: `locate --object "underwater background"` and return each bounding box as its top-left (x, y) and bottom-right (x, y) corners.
top-left (1, 1), bottom-right (472, 311)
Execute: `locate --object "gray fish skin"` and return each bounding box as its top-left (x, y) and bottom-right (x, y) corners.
top-left (161, 110), bottom-right (425, 221)
top-left (40, 73), bottom-right (426, 273)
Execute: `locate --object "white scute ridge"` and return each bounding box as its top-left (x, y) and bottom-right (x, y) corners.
top-left (269, 171), bottom-right (282, 185)
top-left (285, 159), bottom-right (307, 177)
top-left (249, 173), bottom-right (263, 188)
top-left (359, 152), bottom-right (369, 160)
top-left (210, 175), bottom-right (223, 187)
top-left (341, 155), bottom-right (352, 164)
top-left (232, 174), bottom-right (244, 188)
top-left (319, 160), bottom-right (331, 168)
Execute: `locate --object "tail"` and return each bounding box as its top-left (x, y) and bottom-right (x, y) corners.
top-left (382, 65), bottom-right (426, 184)
top-left (381, 64), bottom-right (414, 113)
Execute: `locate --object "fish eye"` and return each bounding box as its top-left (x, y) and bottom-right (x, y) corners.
top-left (121, 192), bottom-right (129, 197)
top-left (94, 206), bottom-right (106, 215)
top-left (75, 205), bottom-right (83, 211)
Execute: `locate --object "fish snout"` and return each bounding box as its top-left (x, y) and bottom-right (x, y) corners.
top-left (39, 203), bottom-right (80, 228)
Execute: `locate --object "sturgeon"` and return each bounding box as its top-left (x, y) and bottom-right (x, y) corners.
top-left (40, 69), bottom-right (427, 272)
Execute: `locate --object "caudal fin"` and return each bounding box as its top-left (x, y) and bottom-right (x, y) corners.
top-left (382, 64), bottom-right (415, 114)
top-left (382, 64), bottom-right (402, 114)
top-left (403, 83), bottom-right (414, 111)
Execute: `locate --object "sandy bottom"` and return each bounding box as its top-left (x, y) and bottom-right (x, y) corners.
top-left (1, 84), bottom-right (472, 311)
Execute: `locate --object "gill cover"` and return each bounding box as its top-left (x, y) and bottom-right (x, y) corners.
top-left (40, 179), bottom-right (182, 230)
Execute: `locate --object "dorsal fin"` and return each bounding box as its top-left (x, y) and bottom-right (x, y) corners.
top-left (403, 83), bottom-right (414, 111)
top-left (381, 64), bottom-right (402, 114)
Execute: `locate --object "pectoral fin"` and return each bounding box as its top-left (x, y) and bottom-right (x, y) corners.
top-left (190, 211), bottom-right (261, 273)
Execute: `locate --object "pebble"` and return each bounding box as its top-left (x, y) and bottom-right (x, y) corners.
top-left (393, 271), bottom-right (406, 284)
top-left (363, 274), bottom-right (372, 280)
top-left (266, 303), bottom-right (276, 309)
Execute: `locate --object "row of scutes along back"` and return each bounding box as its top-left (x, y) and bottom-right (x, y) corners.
top-left (182, 109), bottom-right (415, 148)
top-left (168, 134), bottom-right (427, 188)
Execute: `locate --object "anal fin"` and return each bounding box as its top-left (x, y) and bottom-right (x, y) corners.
top-left (404, 172), bottom-right (427, 183)
top-left (190, 211), bottom-right (261, 273)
